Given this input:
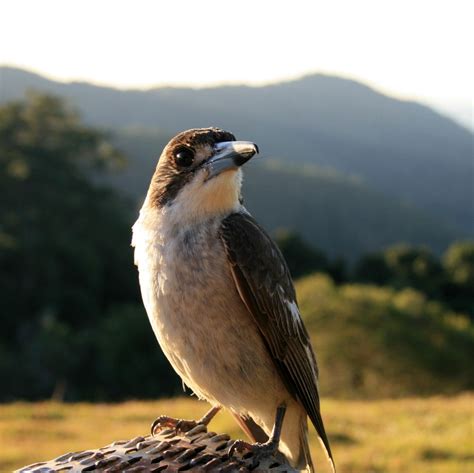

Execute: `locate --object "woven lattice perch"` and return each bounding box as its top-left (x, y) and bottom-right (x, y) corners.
top-left (16, 423), bottom-right (298, 472)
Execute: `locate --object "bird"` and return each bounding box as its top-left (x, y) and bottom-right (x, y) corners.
top-left (132, 127), bottom-right (335, 472)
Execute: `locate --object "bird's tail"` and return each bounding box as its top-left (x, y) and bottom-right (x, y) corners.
top-left (297, 414), bottom-right (337, 473)
top-left (297, 419), bottom-right (315, 473)
top-left (309, 407), bottom-right (336, 472)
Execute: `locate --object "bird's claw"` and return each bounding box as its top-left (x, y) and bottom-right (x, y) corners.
top-left (151, 407), bottom-right (221, 436)
top-left (151, 416), bottom-right (198, 435)
top-left (228, 439), bottom-right (253, 456)
top-left (227, 439), bottom-right (278, 466)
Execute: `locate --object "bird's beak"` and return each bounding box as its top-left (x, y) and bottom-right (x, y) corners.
top-left (206, 141), bottom-right (259, 180)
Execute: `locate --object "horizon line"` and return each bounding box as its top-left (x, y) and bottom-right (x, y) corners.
top-left (0, 62), bottom-right (446, 105)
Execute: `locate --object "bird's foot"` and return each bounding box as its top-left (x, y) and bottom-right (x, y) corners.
top-left (151, 416), bottom-right (200, 435)
top-left (151, 406), bottom-right (221, 436)
top-left (228, 438), bottom-right (279, 466)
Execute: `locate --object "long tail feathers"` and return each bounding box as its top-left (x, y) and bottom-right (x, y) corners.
top-left (310, 409), bottom-right (336, 472)
top-left (298, 420), bottom-right (315, 473)
top-left (317, 437), bottom-right (336, 473)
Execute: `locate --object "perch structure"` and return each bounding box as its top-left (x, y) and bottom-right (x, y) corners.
top-left (17, 423), bottom-right (298, 472)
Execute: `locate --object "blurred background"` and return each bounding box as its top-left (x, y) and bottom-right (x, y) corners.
top-left (0, 1), bottom-right (472, 471)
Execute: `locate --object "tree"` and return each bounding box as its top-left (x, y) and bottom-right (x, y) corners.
top-left (382, 244), bottom-right (444, 295)
top-left (95, 305), bottom-right (180, 400)
top-left (443, 241), bottom-right (474, 288)
top-left (0, 94), bottom-right (142, 400)
top-left (274, 229), bottom-right (328, 278)
top-left (354, 252), bottom-right (391, 285)
top-left (0, 94), bottom-right (131, 326)
top-left (441, 241), bottom-right (474, 316)
top-left (354, 244), bottom-right (444, 297)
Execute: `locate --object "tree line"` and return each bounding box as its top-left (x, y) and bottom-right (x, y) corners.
top-left (276, 231), bottom-right (473, 317)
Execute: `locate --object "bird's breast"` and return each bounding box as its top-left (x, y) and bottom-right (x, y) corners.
top-left (132, 214), bottom-right (280, 408)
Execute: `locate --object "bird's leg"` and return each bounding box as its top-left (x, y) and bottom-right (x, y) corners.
top-left (198, 405), bottom-right (222, 425)
top-left (228, 404), bottom-right (286, 463)
top-left (151, 405), bottom-right (221, 435)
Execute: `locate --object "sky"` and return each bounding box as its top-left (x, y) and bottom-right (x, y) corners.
top-left (2, 0), bottom-right (473, 127)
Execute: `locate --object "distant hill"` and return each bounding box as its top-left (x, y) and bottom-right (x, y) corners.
top-left (1, 66), bottom-right (472, 235)
top-left (245, 163), bottom-right (455, 258)
top-left (1, 66), bottom-right (471, 257)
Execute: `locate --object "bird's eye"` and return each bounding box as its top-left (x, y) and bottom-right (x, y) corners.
top-left (174, 147), bottom-right (195, 168)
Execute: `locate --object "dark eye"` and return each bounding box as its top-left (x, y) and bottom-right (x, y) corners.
top-left (174, 147), bottom-right (195, 168)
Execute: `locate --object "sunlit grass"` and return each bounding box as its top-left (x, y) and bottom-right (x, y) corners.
top-left (1, 394), bottom-right (472, 472)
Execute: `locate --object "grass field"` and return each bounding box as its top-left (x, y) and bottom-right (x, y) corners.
top-left (1, 394), bottom-right (472, 472)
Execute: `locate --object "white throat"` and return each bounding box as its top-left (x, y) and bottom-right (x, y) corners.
top-left (171, 168), bottom-right (243, 225)
top-left (132, 168), bottom-right (243, 263)
top-left (144, 168), bottom-right (242, 227)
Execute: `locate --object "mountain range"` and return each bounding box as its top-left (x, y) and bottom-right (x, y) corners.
top-left (1, 66), bottom-right (472, 258)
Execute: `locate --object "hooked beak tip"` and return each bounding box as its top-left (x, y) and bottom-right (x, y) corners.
top-left (206, 141), bottom-right (259, 179)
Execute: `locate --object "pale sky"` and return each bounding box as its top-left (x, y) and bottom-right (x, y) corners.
top-left (2, 0), bottom-right (473, 125)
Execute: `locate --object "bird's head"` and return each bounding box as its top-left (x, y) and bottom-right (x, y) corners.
top-left (146, 127), bottom-right (259, 223)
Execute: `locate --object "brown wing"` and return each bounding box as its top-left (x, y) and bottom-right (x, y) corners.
top-left (219, 211), bottom-right (334, 469)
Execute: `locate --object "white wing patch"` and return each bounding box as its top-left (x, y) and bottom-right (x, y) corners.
top-left (285, 297), bottom-right (302, 328)
top-left (287, 299), bottom-right (300, 321)
top-left (276, 283), bottom-right (302, 331)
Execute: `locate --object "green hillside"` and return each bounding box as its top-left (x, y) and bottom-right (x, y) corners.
top-left (297, 274), bottom-right (474, 397)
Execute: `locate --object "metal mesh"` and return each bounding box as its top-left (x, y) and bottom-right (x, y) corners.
top-left (16, 424), bottom-right (298, 472)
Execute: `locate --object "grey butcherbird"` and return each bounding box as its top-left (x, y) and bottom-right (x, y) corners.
top-left (132, 128), bottom-right (335, 472)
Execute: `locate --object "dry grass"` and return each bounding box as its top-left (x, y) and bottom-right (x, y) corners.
top-left (1, 394), bottom-right (472, 472)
